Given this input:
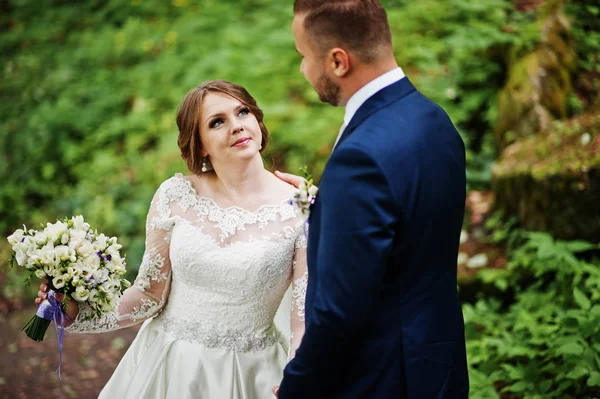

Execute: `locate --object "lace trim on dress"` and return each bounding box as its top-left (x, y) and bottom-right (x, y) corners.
top-left (159, 317), bottom-right (282, 352)
top-left (169, 174), bottom-right (299, 243)
top-left (134, 248), bottom-right (169, 290)
top-left (65, 303), bottom-right (121, 333)
top-left (291, 269), bottom-right (308, 321)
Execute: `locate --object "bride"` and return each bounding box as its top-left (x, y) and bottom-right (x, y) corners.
top-left (35, 80), bottom-right (308, 399)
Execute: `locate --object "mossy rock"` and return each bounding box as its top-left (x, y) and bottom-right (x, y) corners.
top-left (492, 113), bottom-right (600, 241)
top-left (495, 1), bottom-right (576, 150)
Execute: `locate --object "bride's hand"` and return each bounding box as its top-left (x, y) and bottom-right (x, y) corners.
top-left (274, 171), bottom-right (305, 189)
top-left (35, 282), bottom-right (79, 326)
top-left (272, 385), bottom-right (279, 397)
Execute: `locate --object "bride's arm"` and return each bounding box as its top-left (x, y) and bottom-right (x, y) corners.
top-left (66, 184), bottom-right (174, 333)
top-left (288, 229), bottom-right (308, 360)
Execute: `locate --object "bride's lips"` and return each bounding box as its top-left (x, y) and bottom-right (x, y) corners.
top-left (232, 137), bottom-right (251, 147)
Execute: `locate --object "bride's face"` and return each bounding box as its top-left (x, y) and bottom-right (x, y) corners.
top-left (199, 92), bottom-right (262, 166)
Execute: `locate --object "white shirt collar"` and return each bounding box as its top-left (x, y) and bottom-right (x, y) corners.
top-left (343, 67), bottom-right (405, 127)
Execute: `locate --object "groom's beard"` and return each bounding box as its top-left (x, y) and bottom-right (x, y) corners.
top-left (315, 72), bottom-right (340, 106)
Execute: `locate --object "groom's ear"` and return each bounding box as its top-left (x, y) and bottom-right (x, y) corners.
top-left (328, 48), bottom-right (351, 78)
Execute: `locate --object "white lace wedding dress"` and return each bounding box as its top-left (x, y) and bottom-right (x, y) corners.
top-left (66, 173), bottom-right (308, 399)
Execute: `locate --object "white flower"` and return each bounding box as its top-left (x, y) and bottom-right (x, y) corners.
top-left (71, 215), bottom-right (87, 231)
top-left (61, 233), bottom-right (69, 245)
top-left (83, 254), bottom-right (101, 270)
top-left (94, 234), bottom-right (108, 250)
top-left (77, 240), bottom-right (95, 257)
top-left (43, 263), bottom-right (56, 276)
top-left (52, 275), bottom-right (66, 289)
top-left (34, 269), bottom-right (46, 279)
top-left (15, 250), bottom-right (27, 266)
top-left (106, 244), bottom-right (122, 257)
top-left (25, 257), bottom-right (38, 270)
top-left (93, 268), bottom-right (110, 283)
top-left (45, 221), bottom-right (68, 243)
top-left (88, 289), bottom-right (99, 303)
top-left (55, 245), bottom-right (74, 262)
top-left (80, 267), bottom-right (94, 279)
top-left (7, 229), bottom-right (25, 246)
top-left (39, 251), bottom-right (58, 269)
top-left (291, 180), bottom-right (318, 220)
top-left (68, 229), bottom-right (86, 250)
top-left (72, 286), bottom-right (90, 302)
top-left (34, 231), bottom-right (49, 246)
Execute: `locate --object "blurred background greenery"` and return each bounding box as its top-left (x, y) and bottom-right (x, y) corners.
top-left (1, 0), bottom-right (599, 397)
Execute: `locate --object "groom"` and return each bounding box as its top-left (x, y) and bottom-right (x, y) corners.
top-left (275, 0), bottom-right (469, 398)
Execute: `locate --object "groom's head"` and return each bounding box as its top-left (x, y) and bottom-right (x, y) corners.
top-left (292, 0), bottom-right (394, 106)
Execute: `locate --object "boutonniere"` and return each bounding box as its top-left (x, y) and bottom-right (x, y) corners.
top-left (290, 166), bottom-right (318, 220)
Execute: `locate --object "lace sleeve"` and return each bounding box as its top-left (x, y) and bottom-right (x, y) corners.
top-left (288, 227), bottom-right (307, 361)
top-left (66, 182), bottom-right (174, 333)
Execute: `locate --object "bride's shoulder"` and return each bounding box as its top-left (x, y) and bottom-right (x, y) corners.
top-left (155, 173), bottom-right (195, 198)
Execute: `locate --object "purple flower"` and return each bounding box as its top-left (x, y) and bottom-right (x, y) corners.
top-left (97, 251), bottom-right (103, 259)
top-left (21, 238), bottom-right (25, 242)
top-left (106, 255), bottom-right (112, 262)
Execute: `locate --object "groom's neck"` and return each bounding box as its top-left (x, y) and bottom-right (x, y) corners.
top-left (339, 57), bottom-right (399, 107)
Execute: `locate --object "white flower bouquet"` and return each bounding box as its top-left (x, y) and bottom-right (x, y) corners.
top-left (7, 216), bottom-right (131, 345)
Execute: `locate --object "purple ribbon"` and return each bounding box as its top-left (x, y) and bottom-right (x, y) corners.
top-left (36, 290), bottom-right (70, 380)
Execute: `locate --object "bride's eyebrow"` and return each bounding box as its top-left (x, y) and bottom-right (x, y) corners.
top-left (205, 111), bottom-right (225, 124)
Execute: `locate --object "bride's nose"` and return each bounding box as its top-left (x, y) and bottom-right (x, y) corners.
top-left (231, 119), bottom-right (243, 134)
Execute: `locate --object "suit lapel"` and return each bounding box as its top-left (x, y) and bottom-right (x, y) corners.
top-left (335, 78), bottom-right (417, 150)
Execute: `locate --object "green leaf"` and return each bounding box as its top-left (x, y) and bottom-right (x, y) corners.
top-left (588, 371), bottom-right (600, 387)
top-left (574, 287), bottom-right (592, 310)
top-left (503, 380), bottom-right (530, 393)
top-left (556, 342), bottom-right (585, 356)
top-left (564, 240), bottom-right (596, 253)
top-left (566, 366), bottom-right (589, 379)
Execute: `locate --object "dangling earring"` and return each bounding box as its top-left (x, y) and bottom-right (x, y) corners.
top-left (201, 157), bottom-right (208, 173)
top-left (259, 145), bottom-right (263, 150)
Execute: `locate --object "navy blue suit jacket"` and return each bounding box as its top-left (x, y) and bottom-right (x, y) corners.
top-left (278, 78), bottom-right (469, 398)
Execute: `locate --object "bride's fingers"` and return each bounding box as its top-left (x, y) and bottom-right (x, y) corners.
top-left (35, 297), bottom-right (42, 306)
top-left (40, 283), bottom-right (48, 292)
top-left (38, 290), bottom-right (47, 300)
top-left (274, 171), bottom-right (305, 189)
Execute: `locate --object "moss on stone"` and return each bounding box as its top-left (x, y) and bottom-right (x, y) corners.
top-left (493, 113), bottom-right (600, 241)
top-left (495, 0), bottom-right (576, 150)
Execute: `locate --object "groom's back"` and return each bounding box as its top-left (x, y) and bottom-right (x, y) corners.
top-left (332, 79), bottom-right (469, 398)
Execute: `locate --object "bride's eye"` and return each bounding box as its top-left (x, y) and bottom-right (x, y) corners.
top-left (209, 118), bottom-right (224, 128)
top-left (238, 108), bottom-right (249, 117)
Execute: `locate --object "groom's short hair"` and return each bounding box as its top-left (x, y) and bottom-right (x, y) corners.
top-left (293, 0), bottom-right (392, 63)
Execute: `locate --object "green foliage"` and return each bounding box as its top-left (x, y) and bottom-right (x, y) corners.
top-left (465, 227), bottom-right (600, 398)
top-left (565, 0), bottom-right (600, 115)
top-left (566, 1), bottom-right (600, 74)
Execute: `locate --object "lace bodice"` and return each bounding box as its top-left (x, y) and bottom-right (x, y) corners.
top-left (67, 173), bottom-right (308, 357)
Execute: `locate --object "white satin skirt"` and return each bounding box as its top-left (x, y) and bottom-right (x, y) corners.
top-left (98, 318), bottom-right (289, 399)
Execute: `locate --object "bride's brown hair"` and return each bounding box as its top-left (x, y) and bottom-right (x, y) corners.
top-left (176, 80), bottom-right (270, 175)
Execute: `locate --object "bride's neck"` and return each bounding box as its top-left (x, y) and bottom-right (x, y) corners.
top-left (209, 156), bottom-right (270, 202)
